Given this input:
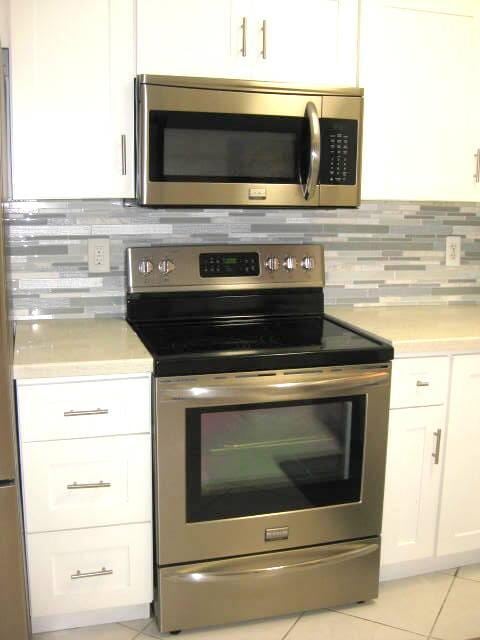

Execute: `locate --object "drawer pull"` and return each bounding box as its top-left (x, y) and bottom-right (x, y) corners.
top-left (64, 408), bottom-right (109, 417)
top-left (416, 380), bottom-right (430, 387)
top-left (432, 429), bottom-right (442, 465)
top-left (71, 567), bottom-right (113, 580)
top-left (67, 481), bottom-right (111, 490)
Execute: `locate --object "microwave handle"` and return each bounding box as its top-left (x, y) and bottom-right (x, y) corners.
top-left (302, 102), bottom-right (321, 200)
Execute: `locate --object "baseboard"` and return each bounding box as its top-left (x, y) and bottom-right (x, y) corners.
top-left (380, 549), bottom-right (480, 582)
top-left (31, 603), bottom-right (151, 633)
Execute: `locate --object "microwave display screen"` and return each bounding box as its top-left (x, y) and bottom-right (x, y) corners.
top-left (149, 111), bottom-right (305, 183)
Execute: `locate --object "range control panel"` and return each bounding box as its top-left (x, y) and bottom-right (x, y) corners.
top-left (319, 118), bottom-right (358, 186)
top-left (200, 252), bottom-right (260, 277)
top-left (127, 244), bottom-right (325, 292)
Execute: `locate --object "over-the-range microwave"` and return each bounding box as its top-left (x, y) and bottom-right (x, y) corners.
top-left (135, 75), bottom-right (363, 208)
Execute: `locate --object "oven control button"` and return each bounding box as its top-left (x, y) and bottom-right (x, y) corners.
top-left (138, 259), bottom-right (154, 275)
top-left (301, 256), bottom-right (315, 271)
top-left (158, 258), bottom-right (175, 275)
top-left (265, 256), bottom-right (280, 272)
top-left (283, 256), bottom-right (297, 272)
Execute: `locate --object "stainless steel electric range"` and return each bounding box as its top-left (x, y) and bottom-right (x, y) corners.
top-left (126, 244), bottom-right (393, 634)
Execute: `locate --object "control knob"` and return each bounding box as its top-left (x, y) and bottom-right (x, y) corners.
top-left (283, 256), bottom-right (297, 272)
top-left (138, 259), bottom-right (153, 275)
top-left (158, 258), bottom-right (175, 275)
top-left (301, 256), bottom-right (315, 271)
top-left (265, 256), bottom-right (280, 272)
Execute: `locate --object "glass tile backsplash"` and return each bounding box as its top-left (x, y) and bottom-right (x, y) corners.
top-left (4, 199), bottom-right (480, 320)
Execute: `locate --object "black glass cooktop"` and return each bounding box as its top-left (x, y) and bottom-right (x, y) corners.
top-left (130, 314), bottom-right (393, 376)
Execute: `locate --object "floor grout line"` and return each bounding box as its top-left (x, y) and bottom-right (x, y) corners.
top-left (426, 573), bottom-right (457, 640)
top-left (327, 607), bottom-right (429, 638)
top-left (281, 612), bottom-right (304, 640)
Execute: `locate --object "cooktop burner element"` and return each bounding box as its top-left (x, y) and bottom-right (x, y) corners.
top-left (126, 244), bottom-right (393, 376)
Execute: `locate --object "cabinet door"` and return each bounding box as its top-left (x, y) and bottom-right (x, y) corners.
top-left (10, 0), bottom-right (135, 199)
top-left (250, 0), bottom-right (358, 85)
top-left (136, 0), bottom-right (249, 79)
top-left (360, 0), bottom-right (480, 201)
top-left (381, 406), bottom-right (445, 566)
top-left (438, 354), bottom-right (480, 556)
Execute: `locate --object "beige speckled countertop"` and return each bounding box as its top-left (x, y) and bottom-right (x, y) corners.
top-left (14, 319), bottom-right (153, 379)
top-left (327, 305), bottom-right (480, 355)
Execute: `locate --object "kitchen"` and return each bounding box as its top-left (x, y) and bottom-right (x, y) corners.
top-left (1, 1), bottom-right (480, 640)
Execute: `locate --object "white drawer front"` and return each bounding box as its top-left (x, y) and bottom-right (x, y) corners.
top-left (27, 523), bottom-right (153, 617)
top-left (17, 376), bottom-right (151, 442)
top-left (390, 357), bottom-right (449, 409)
top-left (22, 435), bottom-right (152, 533)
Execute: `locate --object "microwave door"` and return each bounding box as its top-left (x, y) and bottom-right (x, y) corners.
top-left (300, 102), bottom-right (321, 201)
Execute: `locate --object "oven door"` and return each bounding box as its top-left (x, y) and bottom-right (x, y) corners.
top-left (154, 364), bottom-right (390, 565)
top-left (137, 81), bottom-right (362, 207)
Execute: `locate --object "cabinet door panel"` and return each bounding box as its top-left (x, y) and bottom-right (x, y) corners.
top-left (381, 406), bottom-right (444, 566)
top-left (10, 0), bottom-right (135, 199)
top-left (360, 0), bottom-right (480, 201)
top-left (136, 0), bottom-right (246, 79)
top-left (250, 0), bottom-right (358, 85)
top-left (438, 354), bottom-right (480, 555)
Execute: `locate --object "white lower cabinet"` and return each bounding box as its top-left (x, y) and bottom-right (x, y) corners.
top-left (16, 373), bottom-right (153, 632)
top-left (22, 435), bottom-right (152, 533)
top-left (438, 355), bottom-right (480, 556)
top-left (381, 352), bottom-right (480, 578)
top-left (381, 405), bottom-right (444, 566)
top-left (27, 523), bottom-right (152, 618)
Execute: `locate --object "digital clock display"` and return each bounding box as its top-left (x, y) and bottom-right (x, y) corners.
top-left (199, 252), bottom-right (260, 277)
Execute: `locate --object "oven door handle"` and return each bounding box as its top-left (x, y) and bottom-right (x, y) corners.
top-left (160, 369), bottom-right (389, 401)
top-left (169, 541), bottom-right (379, 582)
top-left (301, 101), bottom-right (321, 200)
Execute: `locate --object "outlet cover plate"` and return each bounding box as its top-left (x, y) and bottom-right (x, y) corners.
top-left (88, 238), bottom-right (110, 273)
top-left (446, 236), bottom-right (461, 267)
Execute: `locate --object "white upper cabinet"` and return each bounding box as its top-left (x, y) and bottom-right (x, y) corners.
top-left (10, 0), bottom-right (135, 199)
top-left (136, 0), bottom-right (243, 79)
top-left (360, 0), bottom-right (480, 201)
top-left (249, 0), bottom-right (358, 85)
top-left (136, 0), bottom-right (358, 86)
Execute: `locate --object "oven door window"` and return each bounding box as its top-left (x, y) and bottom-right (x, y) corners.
top-left (186, 396), bottom-right (366, 522)
top-left (149, 111), bottom-right (309, 184)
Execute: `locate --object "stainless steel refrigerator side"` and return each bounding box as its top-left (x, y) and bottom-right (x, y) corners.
top-left (0, 45), bottom-right (32, 639)
top-left (0, 485), bottom-right (31, 639)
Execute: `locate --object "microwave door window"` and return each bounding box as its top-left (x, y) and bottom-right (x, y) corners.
top-left (149, 111), bottom-right (306, 184)
top-left (186, 396), bottom-right (366, 523)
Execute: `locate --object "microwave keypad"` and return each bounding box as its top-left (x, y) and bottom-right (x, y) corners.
top-left (319, 119), bottom-right (358, 186)
top-left (200, 252), bottom-right (260, 277)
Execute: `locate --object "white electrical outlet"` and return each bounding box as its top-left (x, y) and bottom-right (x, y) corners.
top-left (445, 236), bottom-right (461, 267)
top-left (88, 238), bottom-right (110, 273)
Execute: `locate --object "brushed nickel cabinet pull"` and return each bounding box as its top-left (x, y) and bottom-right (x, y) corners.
top-left (67, 481), bottom-right (111, 490)
top-left (416, 380), bottom-right (430, 387)
top-left (261, 20), bottom-right (267, 59)
top-left (64, 408), bottom-right (109, 417)
top-left (474, 149), bottom-right (480, 182)
top-left (71, 567), bottom-right (113, 580)
top-left (432, 429), bottom-right (442, 465)
top-left (241, 17), bottom-right (247, 56)
top-left (121, 134), bottom-right (127, 176)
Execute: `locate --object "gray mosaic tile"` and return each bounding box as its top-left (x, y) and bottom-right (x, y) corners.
top-left (4, 199), bottom-right (480, 319)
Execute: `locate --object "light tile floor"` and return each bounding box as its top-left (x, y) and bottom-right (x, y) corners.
top-left (34, 565), bottom-right (480, 640)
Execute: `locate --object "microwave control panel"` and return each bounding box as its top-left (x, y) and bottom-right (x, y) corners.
top-left (319, 119), bottom-right (358, 186)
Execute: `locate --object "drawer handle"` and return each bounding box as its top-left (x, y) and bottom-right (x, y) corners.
top-left (64, 408), bottom-right (109, 417)
top-left (416, 380), bottom-right (430, 387)
top-left (432, 429), bottom-right (442, 465)
top-left (67, 481), bottom-right (111, 490)
top-left (71, 567), bottom-right (113, 580)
